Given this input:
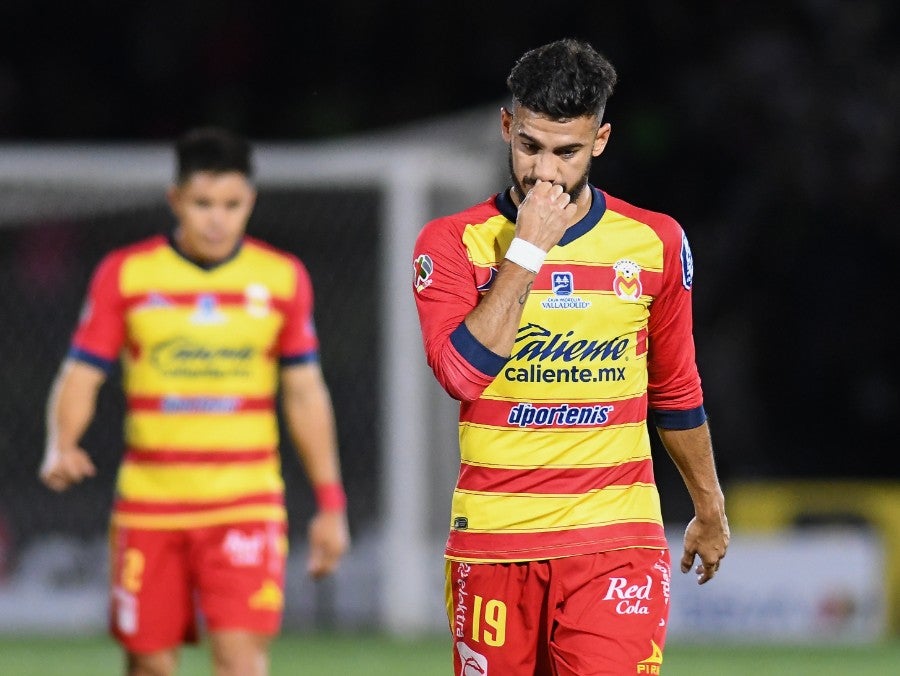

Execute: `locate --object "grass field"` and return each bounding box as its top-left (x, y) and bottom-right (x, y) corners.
top-left (0, 632), bottom-right (898, 675)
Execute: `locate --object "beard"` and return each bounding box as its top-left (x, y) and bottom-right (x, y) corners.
top-left (507, 146), bottom-right (592, 205)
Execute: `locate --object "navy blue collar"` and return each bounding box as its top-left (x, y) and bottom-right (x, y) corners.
top-left (167, 231), bottom-right (243, 271)
top-left (494, 185), bottom-right (606, 246)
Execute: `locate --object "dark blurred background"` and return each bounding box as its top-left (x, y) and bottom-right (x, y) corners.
top-left (0, 1), bottom-right (898, 548)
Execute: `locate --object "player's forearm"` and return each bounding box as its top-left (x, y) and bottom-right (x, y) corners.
top-left (657, 422), bottom-right (726, 521)
top-left (286, 410), bottom-right (342, 486)
top-left (281, 371), bottom-right (343, 486)
top-left (45, 360), bottom-right (104, 452)
top-left (463, 259), bottom-right (536, 356)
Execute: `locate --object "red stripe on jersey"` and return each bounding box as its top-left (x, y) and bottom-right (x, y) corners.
top-left (114, 492), bottom-right (284, 514)
top-left (446, 521), bottom-right (667, 561)
top-left (124, 448), bottom-right (274, 464)
top-left (120, 291), bottom-right (293, 309)
top-left (635, 326), bottom-right (648, 356)
top-left (456, 458), bottom-right (655, 495)
top-left (461, 394), bottom-right (648, 428)
top-left (127, 396), bottom-right (275, 413)
top-left (120, 291), bottom-right (233, 310)
top-left (531, 263), bottom-right (662, 297)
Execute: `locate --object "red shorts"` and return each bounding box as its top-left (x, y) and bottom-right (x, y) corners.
top-left (108, 522), bottom-right (287, 653)
top-left (445, 548), bottom-right (671, 675)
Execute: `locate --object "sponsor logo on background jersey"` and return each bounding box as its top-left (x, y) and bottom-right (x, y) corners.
top-left (541, 271), bottom-right (591, 310)
top-left (680, 232), bottom-right (694, 289)
top-left (150, 338), bottom-right (255, 377)
top-left (612, 259), bottom-right (642, 301)
top-left (136, 292), bottom-right (173, 311)
top-left (413, 254), bottom-right (434, 293)
top-left (244, 283), bottom-right (271, 318)
top-left (190, 293), bottom-right (226, 324)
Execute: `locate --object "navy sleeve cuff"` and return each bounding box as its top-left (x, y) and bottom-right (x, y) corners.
top-left (280, 351), bottom-right (319, 367)
top-left (449, 323), bottom-right (508, 377)
top-left (650, 405), bottom-right (707, 430)
top-left (68, 347), bottom-right (115, 374)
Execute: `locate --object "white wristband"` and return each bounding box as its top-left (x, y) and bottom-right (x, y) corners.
top-left (504, 237), bottom-right (546, 274)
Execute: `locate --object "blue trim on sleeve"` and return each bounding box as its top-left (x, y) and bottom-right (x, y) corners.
top-left (449, 323), bottom-right (508, 377)
top-left (650, 405), bottom-right (707, 430)
top-left (280, 351), bottom-right (320, 367)
top-left (68, 347), bottom-right (115, 374)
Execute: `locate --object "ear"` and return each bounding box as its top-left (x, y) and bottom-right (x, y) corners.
top-left (500, 106), bottom-right (513, 143)
top-left (592, 122), bottom-right (612, 157)
top-left (165, 185), bottom-right (180, 214)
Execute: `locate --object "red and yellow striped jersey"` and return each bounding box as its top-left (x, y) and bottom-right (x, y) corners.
top-left (413, 187), bottom-right (705, 563)
top-left (70, 234), bottom-right (319, 530)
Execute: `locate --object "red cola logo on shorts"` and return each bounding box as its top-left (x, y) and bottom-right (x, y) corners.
top-left (602, 575), bottom-right (654, 615)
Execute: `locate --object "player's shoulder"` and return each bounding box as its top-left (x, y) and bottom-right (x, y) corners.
top-left (96, 234), bottom-right (168, 271)
top-left (110, 234), bottom-right (168, 257)
top-left (602, 191), bottom-right (683, 238)
top-left (241, 235), bottom-right (311, 288)
top-left (418, 195), bottom-right (502, 242)
top-left (241, 235), bottom-right (305, 267)
top-left (243, 234), bottom-right (293, 258)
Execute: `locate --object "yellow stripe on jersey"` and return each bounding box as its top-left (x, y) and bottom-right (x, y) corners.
top-left (450, 483), bottom-right (663, 533)
top-left (120, 244), bottom-right (298, 298)
top-left (112, 504), bottom-right (287, 530)
top-left (573, 209), bottom-right (664, 270)
top-left (117, 457), bottom-right (284, 501)
top-left (462, 215), bottom-right (513, 265)
top-left (125, 412), bottom-right (279, 449)
top-left (459, 423), bottom-right (651, 468)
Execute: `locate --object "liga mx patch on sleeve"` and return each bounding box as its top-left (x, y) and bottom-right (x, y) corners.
top-left (680, 232), bottom-right (694, 290)
top-left (414, 254), bottom-right (434, 293)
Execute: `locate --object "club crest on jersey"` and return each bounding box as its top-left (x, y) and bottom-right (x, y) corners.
top-left (541, 271), bottom-right (591, 310)
top-left (190, 293), bottom-right (226, 325)
top-left (413, 254), bottom-right (434, 293)
top-left (244, 283), bottom-right (271, 318)
top-left (612, 259), bottom-right (642, 301)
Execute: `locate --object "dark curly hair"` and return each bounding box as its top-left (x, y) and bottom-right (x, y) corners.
top-left (175, 126), bottom-right (253, 184)
top-left (506, 38), bottom-right (618, 121)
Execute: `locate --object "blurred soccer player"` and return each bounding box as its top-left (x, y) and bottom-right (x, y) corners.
top-left (412, 39), bottom-right (729, 675)
top-left (40, 127), bottom-right (350, 676)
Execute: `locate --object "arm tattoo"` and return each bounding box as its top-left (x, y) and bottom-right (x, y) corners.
top-left (517, 282), bottom-right (533, 305)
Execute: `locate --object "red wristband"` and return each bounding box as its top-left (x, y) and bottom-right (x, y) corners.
top-left (314, 483), bottom-right (347, 511)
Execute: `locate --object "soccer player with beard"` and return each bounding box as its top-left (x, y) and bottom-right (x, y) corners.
top-left (412, 39), bottom-right (729, 675)
top-left (40, 127), bottom-right (349, 676)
